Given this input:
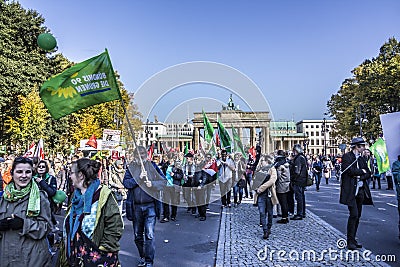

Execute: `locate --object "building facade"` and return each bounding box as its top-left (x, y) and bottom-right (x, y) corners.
top-left (296, 119), bottom-right (340, 156)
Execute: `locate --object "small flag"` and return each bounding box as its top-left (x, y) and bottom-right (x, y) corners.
top-left (249, 146), bottom-right (256, 160)
top-left (370, 138), bottom-right (390, 174)
top-left (23, 141), bottom-right (36, 158)
top-left (147, 143), bottom-right (154, 160)
top-left (214, 130), bottom-right (221, 148)
top-left (232, 125), bottom-right (246, 157)
top-left (40, 50), bottom-right (122, 119)
top-left (86, 134), bottom-right (98, 149)
top-left (203, 158), bottom-right (218, 177)
top-left (217, 118), bottom-right (231, 152)
top-left (202, 110), bottom-right (214, 143)
top-left (34, 138), bottom-right (45, 160)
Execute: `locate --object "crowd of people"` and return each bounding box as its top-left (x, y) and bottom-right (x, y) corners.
top-left (0, 136), bottom-right (399, 266)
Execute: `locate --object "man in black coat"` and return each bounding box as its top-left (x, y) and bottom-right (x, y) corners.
top-left (340, 137), bottom-right (373, 250)
top-left (289, 144), bottom-right (308, 220)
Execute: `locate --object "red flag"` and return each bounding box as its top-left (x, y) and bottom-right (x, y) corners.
top-left (86, 134), bottom-right (97, 149)
top-left (147, 144), bottom-right (154, 160)
top-left (23, 141), bottom-right (36, 158)
top-left (111, 150), bottom-right (119, 160)
top-left (214, 131), bottom-right (221, 147)
top-left (34, 138), bottom-right (45, 160)
top-left (248, 146), bottom-right (256, 160)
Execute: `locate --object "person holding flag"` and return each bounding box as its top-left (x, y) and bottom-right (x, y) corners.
top-left (217, 150), bottom-right (235, 208)
top-left (339, 137), bottom-right (373, 250)
top-left (123, 146), bottom-right (165, 267)
top-left (202, 153), bottom-right (218, 210)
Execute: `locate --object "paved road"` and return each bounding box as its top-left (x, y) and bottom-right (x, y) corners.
top-left (306, 176), bottom-right (399, 267)
top-left (119, 199), bottom-right (221, 267)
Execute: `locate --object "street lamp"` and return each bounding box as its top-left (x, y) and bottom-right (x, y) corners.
top-left (145, 119), bottom-right (150, 148)
top-left (355, 104), bottom-right (368, 137)
top-left (321, 118), bottom-right (329, 157)
top-left (303, 132), bottom-right (309, 154)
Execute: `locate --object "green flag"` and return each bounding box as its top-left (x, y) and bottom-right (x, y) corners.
top-left (231, 124), bottom-right (246, 157)
top-left (202, 109), bottom-right (214, 143)
top-left (217, 118), bottom-right (231, 153)
top-left (370, 138), bottom-right (390, 174)
top-left (40, 50), bottom-right (122, 119)
top-left (182, 142), bottom-right (189, 166)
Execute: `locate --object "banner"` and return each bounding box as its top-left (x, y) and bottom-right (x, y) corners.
top-left (380, 112), bottom-right (400, 168)
top-left (102, 129), bottom-right (121, 149)
top-left (40, 50), bottom-right (122, 119)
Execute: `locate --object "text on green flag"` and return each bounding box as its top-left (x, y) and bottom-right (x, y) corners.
top-left (40, 50), bottom-right (121, 119)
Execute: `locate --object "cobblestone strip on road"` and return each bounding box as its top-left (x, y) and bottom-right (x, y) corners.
top-left (215, 201), bottom-right (392, 267)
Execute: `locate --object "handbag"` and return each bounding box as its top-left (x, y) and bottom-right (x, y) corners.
top-left (238, 179), bottom-right (246, 188)
top-left (306, 170), bottom-right (314, 187)
top-left (68, 229), bottom-right (120, 267)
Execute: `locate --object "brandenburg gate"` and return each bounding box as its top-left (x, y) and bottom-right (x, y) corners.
top-left (191, 97), bottom-right (272, 154)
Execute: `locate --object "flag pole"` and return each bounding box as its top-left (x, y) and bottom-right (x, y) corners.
top-left (105, 48), bottom-right (148, 182)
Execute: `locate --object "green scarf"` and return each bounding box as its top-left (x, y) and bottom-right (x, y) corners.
top-left (3, 181), bottom-right (41, 217)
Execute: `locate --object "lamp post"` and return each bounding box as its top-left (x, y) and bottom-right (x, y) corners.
top-left (303, 132), bottom-right (309, 155)
top-left (355, 104), bottom-right (368, 137)
top-left (145, 119), bottom-right (150, 148)
top-left (321, 118), bottom-right (329, 157)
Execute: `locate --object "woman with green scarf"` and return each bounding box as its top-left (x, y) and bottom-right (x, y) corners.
top-left (0, 156), bottom-right (52, 266)
top-left (58, 158), bottom-right (124, 267)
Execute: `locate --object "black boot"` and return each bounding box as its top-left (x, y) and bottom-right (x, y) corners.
top-left (263, 228), bottom-right (271, 239)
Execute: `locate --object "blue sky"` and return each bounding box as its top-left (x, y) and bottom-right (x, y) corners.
top-left (19, 0), bottom-right (400, 122)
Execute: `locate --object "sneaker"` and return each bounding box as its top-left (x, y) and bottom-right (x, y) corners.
top-left (137, 258), bottom-right (146, 267)
top-left (276, 218), bottom-right (289, 224)
top-left (262, 230), bottom-right (270, 239)
top-left (171, 217), bottom-right (176, 221)
top-left (160, 218), bottom-right (169, 223)
top-left (199, 216), bottom-right (206, 221)
top-left (291, 215), bottom-right (303, 220)
top-left (227, 204), bottom-right (232, 208)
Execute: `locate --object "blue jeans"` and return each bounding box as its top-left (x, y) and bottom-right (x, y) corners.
top-left (233, 183), bottom-right (243, 204)
top-left (314, 172), bottom-right (322, 190)
top-left (257, 193), bottom-right (273, 232)
top-left (133, 203), bottom-right (156, 263)
top-left (293, 184), bottom-right (306, 217)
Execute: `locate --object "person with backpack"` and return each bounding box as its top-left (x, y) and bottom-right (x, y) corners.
top-left (274, 150), bottom-right (291, 224)
top-left (254, 155), bottom-right (278, 239)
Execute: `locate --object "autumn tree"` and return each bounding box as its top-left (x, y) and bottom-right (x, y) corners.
top-left (327, 37), bottom-right (400, 142)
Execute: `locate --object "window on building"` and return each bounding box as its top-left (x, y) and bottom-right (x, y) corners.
top-left (155, 127), bottom-right (158, 130)
top-left (316, 132), bottom-right (319, 136)
top-left (310, 132), bottom-right (314, 136)
top-left (311, 125), bottom-right (314, 128)
top-left (311, 140), bottom-right (314, 145)
top-left (316, 125), bottom-right (319, 128)
top-left (306, 125), bottom-right (309, 128)
top-left (316, 140), bottom-right (319, 145)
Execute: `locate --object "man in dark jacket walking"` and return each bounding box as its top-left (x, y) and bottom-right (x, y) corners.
top-left (123, 146), bottom-right (165, 267)
top-left (289, 144), bottom-right (308, 220)
top-left (340, 137), bottom-right (373, 250)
